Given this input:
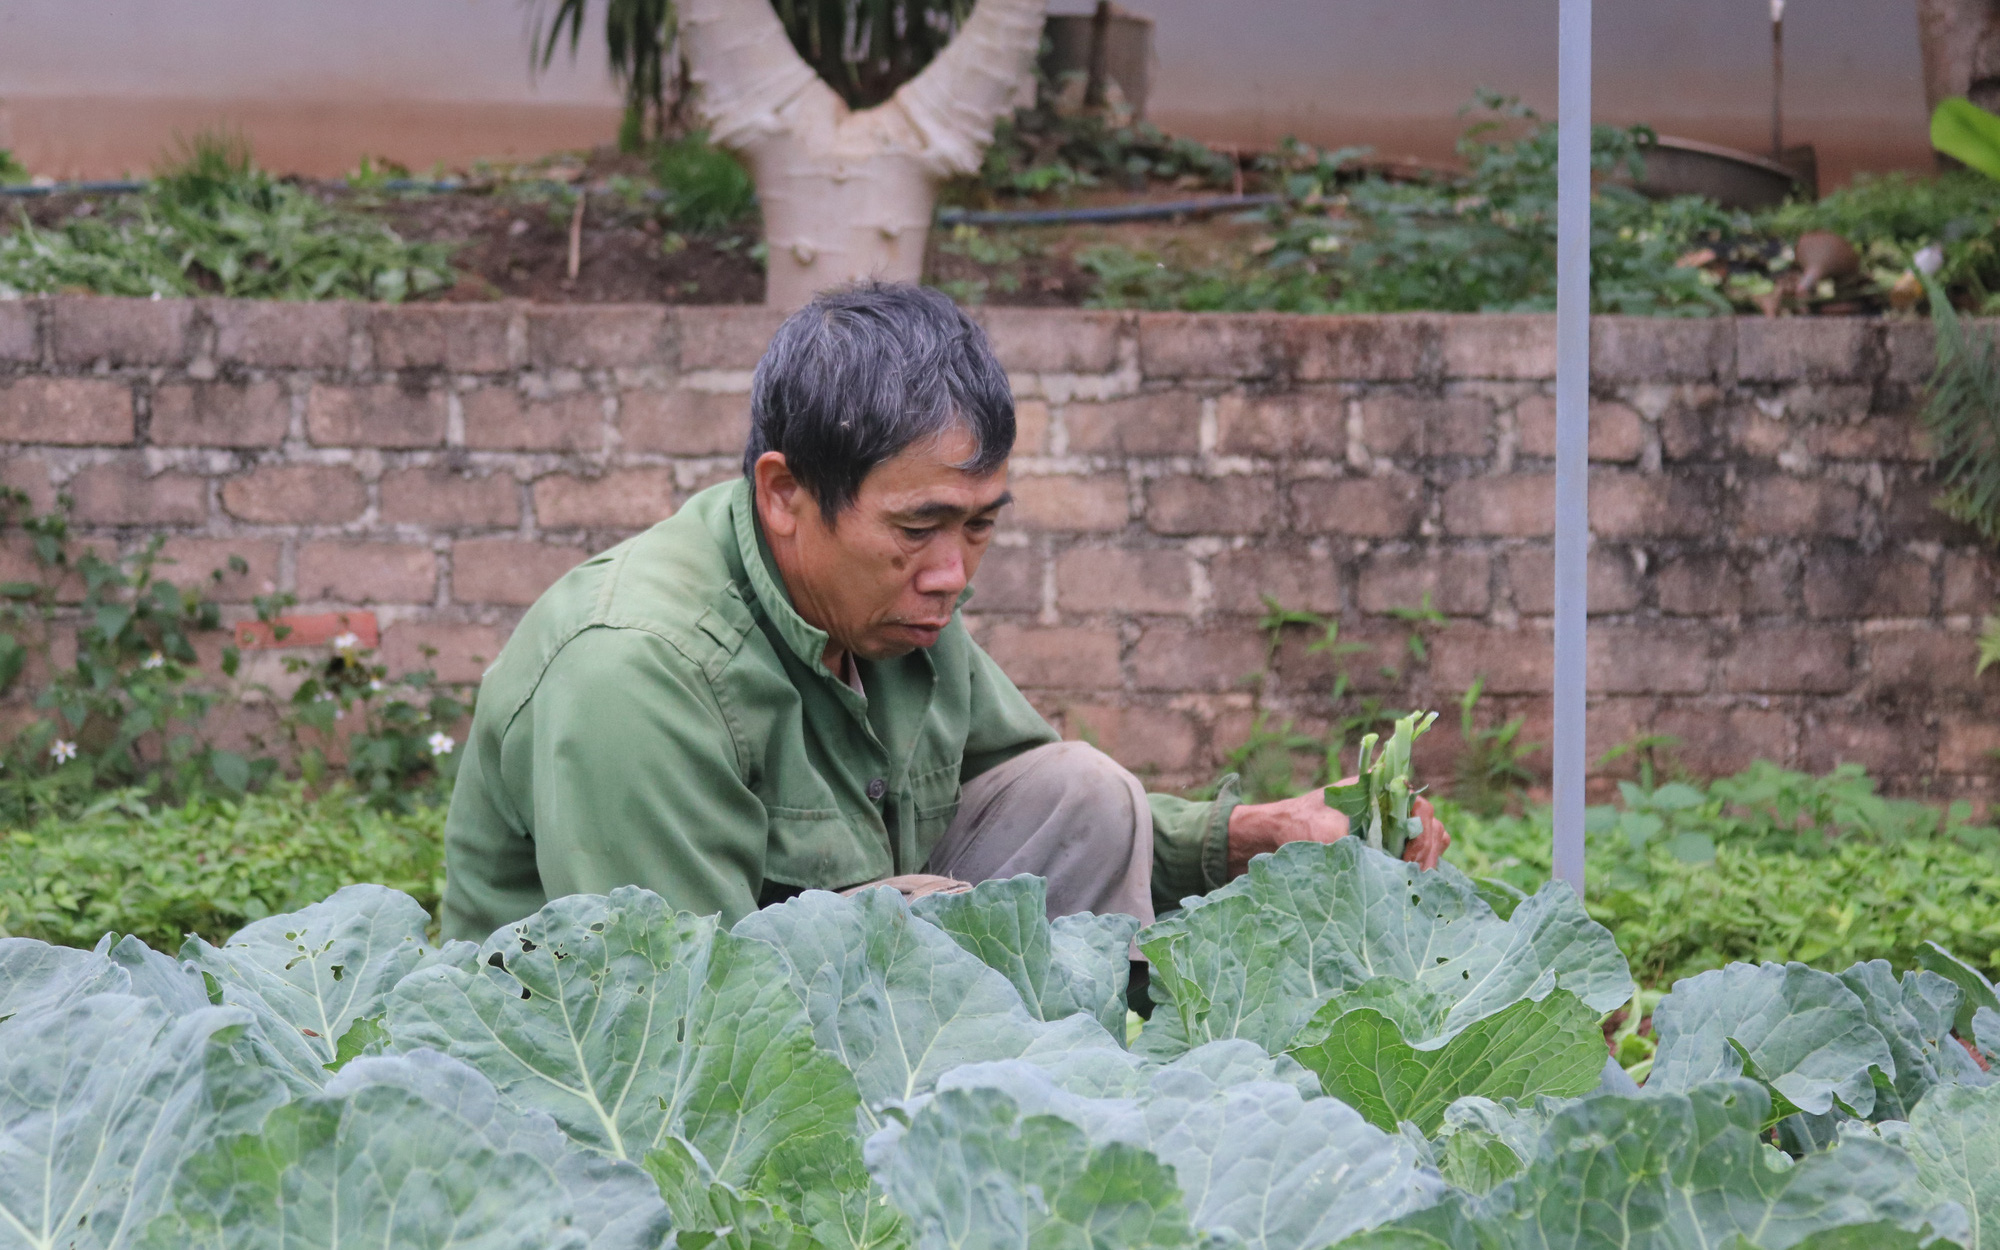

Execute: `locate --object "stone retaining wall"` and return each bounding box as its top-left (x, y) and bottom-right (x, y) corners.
top-left (1, 296), bottom-right (1993, 801)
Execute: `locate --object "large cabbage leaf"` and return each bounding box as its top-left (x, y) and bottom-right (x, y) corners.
top-left (910, 875), bottom-right (1138, 1039)
top-left (0, 992), bottom-right (291, 1250)
top-left (868, 1086), bottom-right (1205, 1250)
top-left (901, 1046), bottom-right (1441, 1250)
top-left (1836, 961), bottom-right (1987, 1119)
top-left (1915, 942), bottom-right (1998, 1039)
top-left (385, 887), bottom-right (858, 1188)
top-left (1346, 1080), bottom-right (1956, 1249)
top-left (182, 884), bottom-right (460, 1088)
top-left (733, 887), bottom-right (1124, 1121)
top-left (1648, 963), bottom-right (1896, 1120)
top-left (141, 1050), bottom-right (656, 1250)
top-left (1285, 981), bottom-right (1608, 1133)
top-left (1135, 839), bottom-right (1631, 1058)
top-left (1901, 1081), bottom-right (2000, 1248)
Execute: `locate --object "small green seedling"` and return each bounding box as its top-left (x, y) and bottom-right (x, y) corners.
top-left (1323, 709), bottom-right (1437, 857)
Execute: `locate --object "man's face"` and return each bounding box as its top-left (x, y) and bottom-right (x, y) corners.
top-left (755, 425), bottom-right (1011, 663)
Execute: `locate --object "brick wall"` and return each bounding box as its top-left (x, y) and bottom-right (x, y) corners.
top-left (2, 296), bottom-right (1993, 801)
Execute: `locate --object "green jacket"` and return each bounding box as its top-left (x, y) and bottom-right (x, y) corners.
top-left (440, 478), bottom-right (1237, 941)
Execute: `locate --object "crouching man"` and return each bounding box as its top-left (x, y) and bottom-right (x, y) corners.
top-left (441, 282), bottom-right (1449, 942)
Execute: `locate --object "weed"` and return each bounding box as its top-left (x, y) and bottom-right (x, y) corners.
top-left (1452, 679), bottom-right (1539, 817)
top-left (0, 150), bottom-right (28, 184)
top-left (650, 132), bottom-right (756, 233)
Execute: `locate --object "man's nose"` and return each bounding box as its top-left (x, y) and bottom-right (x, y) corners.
top-left (913, 541), bottom-right (969, 597)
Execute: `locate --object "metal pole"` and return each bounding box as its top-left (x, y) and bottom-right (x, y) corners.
top-left (1553, 0), bottom-right (1591, 894)
top-left (1770, 0), bottom-right (1785, 158)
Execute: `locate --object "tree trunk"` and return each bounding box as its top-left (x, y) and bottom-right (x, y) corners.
top-left (679, 0), bottom-right (1045, 309)
top-left (1917, 0), bottom-right (2000, 168)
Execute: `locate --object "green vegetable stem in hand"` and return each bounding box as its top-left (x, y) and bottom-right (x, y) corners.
top-left (1324, 710), bottom-right (1438, 858)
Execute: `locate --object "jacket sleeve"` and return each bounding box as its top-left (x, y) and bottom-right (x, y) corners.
top-left (506, 627), bottom-right (769, 926)
top-left (1146, 775), bottom-right (1241, 913)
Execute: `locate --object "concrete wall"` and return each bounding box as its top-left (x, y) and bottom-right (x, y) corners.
top-left (0, 297), bottom-right (1992, 803)
top-left (1, 0), bottom-right (1935, 185)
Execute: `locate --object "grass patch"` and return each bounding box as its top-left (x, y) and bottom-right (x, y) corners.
top-left (0, 782), bottom-right (446, 950)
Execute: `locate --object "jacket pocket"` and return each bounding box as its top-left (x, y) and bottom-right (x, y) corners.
top-left (908, 760), bottom-right (964, 862)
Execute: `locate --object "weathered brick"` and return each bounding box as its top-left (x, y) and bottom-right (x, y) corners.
top-left (67, 464), bottom-right (207, 524)
top-left (1658, 392), bottom-right (1733, 461)
top-left (672, 306), bottom-right (785, 370)
top-left (1442, 476), bottom-right (1552, 538)
top-left (1515, 395), bottom-right (1646, 462)
top-left (1723, 627), bottom-right (1854, 693)
top-left (1360, 392), bottom-right (1493, 458)
top-left (1014, 400), bottom-right (1051, 455)
top-left (1589, 472), bottom-right (1714, 540)
top-left (297, 541), bottom-right (438, 604)
top-left (1289, 475), bottom-right (1423, 537)
top-left (1064, 392), bottom-right (1200, 456)
top-left (1061, 703), bottom-right (1199, 774)
top-left (1506, 547), bottom-right (1642, 615)
top-left (156, 536), bottom-right (279, 601)
top-left (1146, 475), bottom-right (1278, 535)
top-left (1943, 551), bottom-right (1998, 615)
top-left (1130, 626), bottom-right (1267, 692)
top-left (371, 305), bottom-right (513, 372)
top-left (306, 384), bottom-right (447, 449)
top-left (1588, 624), bottom-right (1711, 694)
top-left (527, 305), bottom-right (670, 369)
top-left (1800, 716), bottom-right (1931, 778)
top-left (452, 540), bottom-right (587, 606)
top-left (221, 465), bottom-right (366, 524)
top-left (1008, 474), bottom-right (1128, 532)
top-left (982, 623), bottom-right (1123, 689)
top-left (1737, 318), bottom-right (1877, 384)
top-left (1808, 417), bottom-right (1926, 462)
top-left (150, 380), bottom-right (288, 447)
top-left (1294, 315), bottom-right (1435, 382)
top-left (1650, 706), bottom-right (1792, 777)
top-left (0, 455), bottom-right (57, 512)
top-left (1357, 548), bottom-right (1490, 615)
top-left (462, 388), bottom-right (603, 452)
top-left (966, 545), bottom-right (1042, 613)
top-left (1802, 550), bottom-right (1934, 619)
top-left (532, 469), bottom-right (676, 530)
top-left (620, 389), bottom-right (748, 455)
top-left (974, 308), bottom-right (1123, 374)
top-left (1736, 477), bottom-right (1862, 539)
top-left (1139, 314), bottom-right (1289, 380)
top-left (1883, 321), bottom-right (1937, 387)
top-left (1273, 621), bottom-right (1411, 694)
top-left (1056, 547), bottom-right (1192, 615)
top-left (1867, 629), bottom-right (1979, 695)
top-left (1431, 625), bottom-right (1553, 694)
top-left (1214, 390), bottom-right (1345, 458)
top-left (50, 297), bottom-right (193, 366)
top-left (379, 467), bottom-right (520, 528)
top-left (0, 377), bottom-right (133, 444)
top-left (1880, 477), bottom-right (1971, 544)
top-left (0, 302), bottom-right (37, 363)
top-left (1208, 547), bottom-right (1343, 615)
top-left (381, 621), bottom-right (510, 684)
top-left (210, 299), bottom-right (351, 368)
top-left (1438, 314), bottom-right (1554, 379)
top-left (1591, 317), bottom-right (1733, 382)
top-left (1939, 718), bottom-right (2000, 773)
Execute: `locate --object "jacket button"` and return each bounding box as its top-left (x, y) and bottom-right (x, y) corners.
top-left (866, 778), bottom-right (887, 802)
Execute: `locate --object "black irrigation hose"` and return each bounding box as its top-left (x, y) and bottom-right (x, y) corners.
top-left (1, 179), bottom-right (1281, 228)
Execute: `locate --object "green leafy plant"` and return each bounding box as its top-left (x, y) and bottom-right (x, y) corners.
top-left (1323, 709), bottom-right (1437, 858)
top-left (1452, 678), bottom-right (1540, 818)
top-left (0, 130), bottom-right (456, 301)
top-left (650, 131), bottom-right (757, 233)
top-left (1934, 97), bottom-right (2000, 183)
top-left (1766, 170), bottom-right (2000, 313)
top-left (1923, 276), bottom-right (2000, 546)
top-left (0, 149), bottom-right (26, 184)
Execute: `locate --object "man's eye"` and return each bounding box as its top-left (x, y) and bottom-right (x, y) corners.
top-left (900, 526), bottom-right (933, 541)
top-left (965, 518), bottom-right (996, 536)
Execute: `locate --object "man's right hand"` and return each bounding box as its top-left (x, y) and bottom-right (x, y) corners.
top-left (1226, 783), bottom-right (1451, 877)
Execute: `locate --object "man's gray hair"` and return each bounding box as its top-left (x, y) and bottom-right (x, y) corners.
top-left (743, 282), bottom-right (1015, 522)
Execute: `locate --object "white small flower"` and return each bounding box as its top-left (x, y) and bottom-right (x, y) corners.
top-left (49, 739), bottom-right (77, 764)
top-left (140, 651), bottom-right (165, 670)
top-left (331, 632), bottom-right (362, 653)
top-left (427, 731), bottom-right (456, 756)
top-left (1914, 245), bottom-right (1945, 277)
top-left (314, 691), bottom-right (335, 702)
top-left (368, 679), bottom-right (385, 693)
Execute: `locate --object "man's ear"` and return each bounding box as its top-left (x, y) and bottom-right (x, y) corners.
top-left (753, 451), bottom-right (805, 539)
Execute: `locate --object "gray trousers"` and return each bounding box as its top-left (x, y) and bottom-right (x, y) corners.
top-left (847, 741), bottom-right (1156, 926)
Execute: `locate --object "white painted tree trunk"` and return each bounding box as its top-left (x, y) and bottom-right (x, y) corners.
top-left (678, 0), bottom-right (1046, 308)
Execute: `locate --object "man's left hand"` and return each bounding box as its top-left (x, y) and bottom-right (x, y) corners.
top-left (1226, 785), bottom-right (1451, 877)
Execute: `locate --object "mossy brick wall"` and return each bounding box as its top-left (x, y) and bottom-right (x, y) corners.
top-left (1, 295), bottom-right (1995, 801)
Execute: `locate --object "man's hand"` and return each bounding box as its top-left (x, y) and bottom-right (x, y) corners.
top-left (1226, 783), bottom-right (1451, 877)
